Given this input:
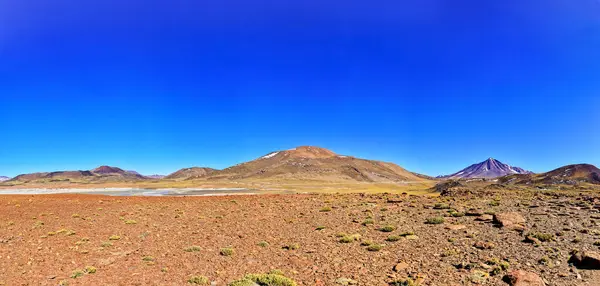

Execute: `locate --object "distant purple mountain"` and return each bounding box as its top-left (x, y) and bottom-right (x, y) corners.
top-left (126, 170), bottom-right (164, 179)
top-left (439, 158), bottom-right (533, 179)
top-left (0, 176), bottom-right (10, 182)
top-left (147, 175), bottom-right (165, 179)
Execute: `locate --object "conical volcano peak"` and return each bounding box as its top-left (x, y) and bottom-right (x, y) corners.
top-left (440, 158), bottom-right (533, 179)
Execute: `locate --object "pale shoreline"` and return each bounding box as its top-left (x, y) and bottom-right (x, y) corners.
top-left (0, 187), bottom-right (258, 196)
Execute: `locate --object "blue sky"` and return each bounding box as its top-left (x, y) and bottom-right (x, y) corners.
top-left (0, 0), bottom-right (599, 177)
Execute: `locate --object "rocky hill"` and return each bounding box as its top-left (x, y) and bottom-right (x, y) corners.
top-left (164, 167), bottom-right (218, 180)
top-left (500, 164), bottom-right (600, 186)
top-left (202, 146), bottom-right (429, 184)
top-left (4, 166), bottom-right (147, 185)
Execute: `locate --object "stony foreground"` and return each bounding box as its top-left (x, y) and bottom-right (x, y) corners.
top-left (1, 192), bottom-right (600, 285)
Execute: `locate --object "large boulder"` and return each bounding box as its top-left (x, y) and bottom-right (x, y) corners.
top-left (493, 212), bottom-right (526, 227)
top-left (569, 251), bottom-right (600, 269)
top-left (503, 270), bottom-right (545, 286)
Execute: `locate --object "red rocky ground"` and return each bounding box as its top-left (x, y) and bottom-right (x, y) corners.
top-left (1, 192), bottom-right (600, 285)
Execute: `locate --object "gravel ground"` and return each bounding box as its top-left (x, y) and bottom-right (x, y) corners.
top-left (1, 192), bottom-right (600, 285)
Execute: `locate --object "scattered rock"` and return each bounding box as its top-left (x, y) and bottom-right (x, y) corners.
top-left (474, 241), bottom-right (495, 250)
top-left (510, 224), bottom-right (526, 232)
top-left (445, 224), bottom-right (466, 231)
top-left (335, 278), bottom-right (358, 285)
top-left (393, 262), bottom-right (409, 272)
top-left (476, 214), bottom-right (494, 221)
top-left (494, 212), bottom-right (526, 227)
top-left (466, 209), bottom-right (484, 216)
top-left (569, 251), bottom-right (600, 269)
top-left (524, 236), bottom-right (541, 245)
top-left (502, 270), bottom-right (545, 286)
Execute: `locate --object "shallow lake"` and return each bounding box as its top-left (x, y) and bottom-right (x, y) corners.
top-left (0, 188), bottom-right (256, 196)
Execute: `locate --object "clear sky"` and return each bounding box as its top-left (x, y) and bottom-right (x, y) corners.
top-left (0, 0), bottom-right (599, 177)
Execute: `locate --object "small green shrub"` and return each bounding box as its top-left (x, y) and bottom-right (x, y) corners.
top-left (441, 249), bottom-right (459, 257)
top-left (188, 275), bottom-right (209, 285)
top-left (425, 217), bottom-right (445, 225)
top-left (220, 247), bottom-right (234, 256)
top-left (386, 235), bottom-right (401, 242)
top-left (70, 270), bottom-right (84, 279)
top-left (361, 240), bottom-right (373, 246)
top-left (450, 212), bottom-right (465, 217)
top-left (366, 244), bottom-right (383, 252)
top-left (379, 225), bottom-right (396, 232)
top-left (434, 203), bottom-right (450, 209)
top-left (229, 273), bottom-right (297, 286)
top-left (362, 219), bottom-right (374, 226)
top-left (339, 234), bottom-right (361, 243)
top-left (184, 246), bottom-right (202, 252)
top-left (528, 232), bottom-right (555, 242)
top-left (469, 270), bottom-right (489, 283)
top-left (258, 241), bottom-right (269, 247)
top-left (399, 231), bottom-right (415, 237)
top-left (84, 266), bottom-right (97, 274)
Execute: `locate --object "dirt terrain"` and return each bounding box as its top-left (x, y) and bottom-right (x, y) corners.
top-left (2, 189), bottom-right (600, 285)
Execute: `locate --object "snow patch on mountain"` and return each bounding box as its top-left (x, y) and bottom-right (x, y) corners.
top-left (261, 152), bottom-right (279, 159)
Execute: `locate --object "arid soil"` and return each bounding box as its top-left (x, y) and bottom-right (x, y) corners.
top-left (1, 191), bottom-right (600, 285)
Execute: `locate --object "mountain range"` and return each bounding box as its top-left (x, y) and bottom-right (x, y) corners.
top-left (499, 164), bottom-right (600, 186)
top-left (5, 166), bottom-right (146, 184)
top-left (0, 176), bottom-right (10, 182)
top-left (439, 158), bottom-right (533, 179)
top-left (1, 146), bottom-right (429, 186)
top-left (1, 146), bottom-right (598, 187)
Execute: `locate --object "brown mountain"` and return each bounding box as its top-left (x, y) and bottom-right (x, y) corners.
top-left (202, 146), bottom-right (429, 183)
top-left (91, 166), bottom-right (146, 180)
top-left (4, 166), bottom-right (147, 184)
top-left (164, 167), bottom-right (218, 180)
top-left (92, 166), bottom-right (122, 174)
top-left (8, 171), bottom-right (95, 183)
top-left (499, 164), bottom-right (600, 186)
